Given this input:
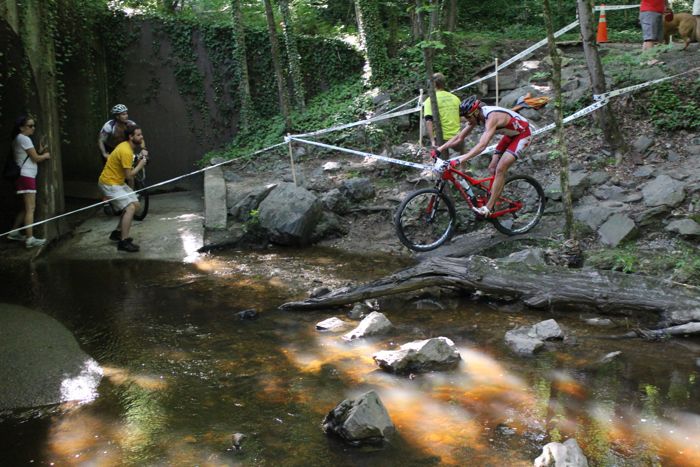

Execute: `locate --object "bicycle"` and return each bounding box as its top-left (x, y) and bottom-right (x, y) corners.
top-left (102, 152), bottom-right (149, 221)
top-left (394, 150), bottom-right (545, 252)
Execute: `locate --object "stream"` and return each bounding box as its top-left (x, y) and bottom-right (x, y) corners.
top-left (1, 248), bottom-right (699, 466)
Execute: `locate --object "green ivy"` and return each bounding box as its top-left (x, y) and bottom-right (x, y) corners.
top-left (647, 81), bottom-right (700, 131)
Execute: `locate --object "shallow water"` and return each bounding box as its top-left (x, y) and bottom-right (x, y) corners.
top-left (1, 249), bottom-right (699, 466)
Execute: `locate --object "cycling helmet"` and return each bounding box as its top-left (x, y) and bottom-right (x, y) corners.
top-left (111, 104), bottom-right (128, 115)
top-left (459, 95), bottom-right (481, 117)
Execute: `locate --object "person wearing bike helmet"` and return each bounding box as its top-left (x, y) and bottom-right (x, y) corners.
top-left (98, 104), bottom-right (146, 163)
top-left (437, 95), bottom-right (532, 217)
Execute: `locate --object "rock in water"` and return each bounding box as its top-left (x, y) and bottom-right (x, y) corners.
top-left (322, 390), bottom-right (395, 445)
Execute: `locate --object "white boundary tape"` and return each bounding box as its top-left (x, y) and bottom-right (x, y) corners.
top-left (293, 105), bottom-right (420, 139)
top-left (0, 142), bottom-right (287, 239)
top-left (594, 4), bottom-right (639, 11)
top-left (593, 67), bottom-right (700, 101)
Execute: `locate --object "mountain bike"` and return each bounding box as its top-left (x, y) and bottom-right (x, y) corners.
top-left (102, 152), bottom-right (149, 221)
top-left (394, 150), bottom-right (545, 252)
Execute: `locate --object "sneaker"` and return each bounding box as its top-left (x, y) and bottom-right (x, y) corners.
top-left (117, 238), bottom-right (140, 252)
top-left (474, 206), bottom-right (491, 217)
top-left (7, 231), bottom-right (26, 242)
top-left (109, 230), bottom-right (122, 242)
top-left (25, 236), bottom-right (46, 249)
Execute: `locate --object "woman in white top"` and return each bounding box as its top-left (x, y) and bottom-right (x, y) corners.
top-left (8, 116), bottom-right (51, 248)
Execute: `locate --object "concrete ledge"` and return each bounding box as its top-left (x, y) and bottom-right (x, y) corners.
top-left (204, 166), bottom-right (227, 230)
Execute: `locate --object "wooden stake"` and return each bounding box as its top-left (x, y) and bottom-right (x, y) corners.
top-left (418, 88), bottom-right (424, 148)
top-left (494, 57), bottom-right (499, 106)
top-left (287, 134), bottom-right (297, 186)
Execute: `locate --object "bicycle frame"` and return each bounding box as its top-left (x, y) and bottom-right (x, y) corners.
top-left (433, 161), bottom-right (523, 219)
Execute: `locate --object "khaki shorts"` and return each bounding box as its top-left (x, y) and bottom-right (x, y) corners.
top-left (640, 11), bottom-right (663, 42)
top-left (99, 183), bottom-right (139, 212)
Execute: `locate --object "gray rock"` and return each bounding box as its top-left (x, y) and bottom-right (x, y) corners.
top-left (588, 171), bottom-right (610, 186)
top-left (258, 182), bottom-right (323, 246)
top-left (633, 166), bottom-right (655, 178)
top-left (598, 351), bottom-right (622, 365)
top-left (624, 192), bottom-right (643, 203)
top-left (227, 182), bottom-right (277, 221)
top-left (665, 219), bottom-right (700, 237)
top-left (635, 206), bottom-right (671, 226)
top-left (309, 286), bottom-right (331, 298)
top-left (204, 166), bottom-right (227, 230)
top-left (593, 184), bottom-right (627, 201)
top-left (321, 188), bottom-right (350, 214)
top-left (499, 248), bottom-right (546, 266)
top-left (312, 211), bottom-right (348, 242)
top-left (343, 311), bottom-right (393, 340)
top-left (534, 438), bottom-right (589, 467)
top-left (0, 304), bottom-right (102, 410)
top-left (322, 390), bottom-right (395, 445)
top-left (373, 337), bottom-right (461, 374)
top-left (687, 145), bottom-right (700, 156)
top-left (667, 151), bottom-right (681, 162)
top-left (235, 309), bottom-right (258, 320)
top-left (545, 172), bottom-right (590, 201)
top-left (598, 213), bottom-right (636, 247)
top-left (316, 317), bottom-right (349, 332)
top-left (347, 302), bottom-right (370, 320)
top-left (573, 204), bottom-right (617, 231)
top-left (583, 317), bottom-right (613, 327)
top-left (323, 161), bottom-right (341, 172)
top-left (499, 86), bottom-right (541, 109)
top-left (642, 175), bottom-right (686, 208)
top-left (696, 358), bottom-right (700, 368)
top-left (341, 178), bottom-right (375, 201)
top-left (632, 135), bottom-right (654, 154)
top-left (529, 319), bottom-right (564, 340)
top-left (505, 328), bottom-right (544, 356)
top-left (231, 433), bottom-right (246, 451)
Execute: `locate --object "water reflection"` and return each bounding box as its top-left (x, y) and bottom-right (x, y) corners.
top-left (0, 250), bottom-right (699, 466)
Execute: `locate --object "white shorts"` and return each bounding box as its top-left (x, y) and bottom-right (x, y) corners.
top-left (99, 183), bottom-right (139, 212)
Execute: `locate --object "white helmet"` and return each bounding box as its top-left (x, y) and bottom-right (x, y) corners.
top-left (111, 104), bottom-right (128, 115)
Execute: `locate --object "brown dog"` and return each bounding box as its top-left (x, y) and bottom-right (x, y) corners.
top-left (663, 12), bottom-right (700, 50)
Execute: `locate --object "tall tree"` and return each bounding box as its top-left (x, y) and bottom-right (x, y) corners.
top-left (231, 0), bottom-right (253, 132)
top-left (576, 0), bottom-right (628, 161)
top-left (355, 0), bottom-right (391, 86)
top-left (543, 0), bottom-right (574, 239)
top-left (415, 0), bottom-right (444, 145)
top-left (263, 0), bottom-right (292, 130)
top-left (444, 0), bottom-right (457, 32)
top-left (278, 0), bottom-right (305, 111)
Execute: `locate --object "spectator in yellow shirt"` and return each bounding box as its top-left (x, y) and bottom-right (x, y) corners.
top-left (423, 73), bottom-right (463, 152)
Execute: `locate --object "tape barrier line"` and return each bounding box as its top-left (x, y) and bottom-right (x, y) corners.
top-left (594, 67), bottom-right (700, 101)
top-left (289, 136), bottom-right (430, 171)
top-left (454, 20), bottom-right (581, 93)
top-left (594, 4), bottom-right (639, 11)
top-left (293, 105), bottom-right (420, 139)
top-left (0, 142), bottom-right (287, 239)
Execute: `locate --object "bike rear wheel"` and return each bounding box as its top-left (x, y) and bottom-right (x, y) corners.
top-left (490, 175), bottom-right (545, 235)
top-left (395, 188), bottom-right (456, 251)
top-left (133, 172), bottom-right (149, 221)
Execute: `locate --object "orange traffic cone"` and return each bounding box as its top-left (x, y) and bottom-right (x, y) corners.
top-left (597, 4), bottom-right (609, 43)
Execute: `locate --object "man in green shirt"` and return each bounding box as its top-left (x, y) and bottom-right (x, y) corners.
top-left (423, 73), bottom-right (463, 152)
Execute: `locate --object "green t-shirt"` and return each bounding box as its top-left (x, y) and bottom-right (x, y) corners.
top-left (423, 90), bottom-right (462, 139)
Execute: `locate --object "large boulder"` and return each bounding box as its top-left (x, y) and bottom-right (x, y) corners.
top-left (0, 304), bottom-right (103, 410)
top-left (642, 175), bottom-right (686, 208)
top-left (343, 311), bottom-right (393, 340)
top-left (204, 166), bottom-right (227, 230)
top-left (534, 438), bottom-right (589, 467)
top-left (665, 219), bottom-right (700, 237)
top-left (322, 390), bottom-right (395, 445)
top-left (227, 181), bottom-right (277, 221)
top-left (573, 203), bottom-right (620, 232)
top-left (598, 213), bottom-right (637, 247)
top-left (258, 182), bottom-right (323, 246)
top-left (373, 337), bottom-right (461, 374)
top-left (340, 178), bottom-right (375, 201)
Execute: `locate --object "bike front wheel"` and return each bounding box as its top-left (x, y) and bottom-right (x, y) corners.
top-left (133, 173), bottom-right (149, 221)
top-left (490, 175), bottom-right (545, 235)
top-left (395, 188), bottom-right (456, 252)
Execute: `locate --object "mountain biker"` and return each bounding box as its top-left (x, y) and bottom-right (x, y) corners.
top-left (98, 104), bottom-right (146, 163)
top-left (98, 125), bottom-right (149, 252)
top-left (437, 95), bottom-right (531, 217)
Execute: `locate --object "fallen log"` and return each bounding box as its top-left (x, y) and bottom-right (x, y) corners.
top-left (280, 256), bottom-right (700, 326)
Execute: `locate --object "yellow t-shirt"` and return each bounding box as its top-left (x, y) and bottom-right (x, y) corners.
top-left (99, 141), bottom-right (134, 186)
top-left (423, 90), bottom-right (462, 140)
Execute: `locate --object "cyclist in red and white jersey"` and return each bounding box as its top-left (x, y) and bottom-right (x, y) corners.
top-left (437, 95), bottom-right (532, 217)
top-left (98, 104), bottom-right (146, 163)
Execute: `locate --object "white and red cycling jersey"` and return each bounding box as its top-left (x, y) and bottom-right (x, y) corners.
top-left (482, 106), bottom-right (532, 159)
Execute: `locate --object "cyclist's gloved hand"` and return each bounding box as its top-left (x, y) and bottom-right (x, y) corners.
top-left (449, 159), bottom-right (460, 168)
top-left (430, 148), bottom-right (441, 159)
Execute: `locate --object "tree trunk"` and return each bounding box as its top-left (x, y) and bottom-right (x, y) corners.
top-left (576, 0), bottom-right (628, 160)
top-left (2, 0), bottom-right (67, 241)
top-left (263, 0), bottom-right (292, 131)
top-left (278, 0), bottom-right (305, 111)
top-left (280, 256), bottom-right (700, 327)
top-left (231, 0), bottom-right (253, 132)
top-left (445, 0), bottom-right (457, 32)
top-left (355, 0), bottom-right (390, 86)
top-left (416, 0), bottom-right (443, 146)
top-left (543, 0), bottom-right (574, 239)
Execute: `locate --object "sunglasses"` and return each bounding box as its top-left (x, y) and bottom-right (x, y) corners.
top-left (25, 124), bottom-right (35, 128)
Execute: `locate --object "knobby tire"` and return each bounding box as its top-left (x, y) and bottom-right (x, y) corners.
top-left (395, 188), bottom-right (456, 252)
